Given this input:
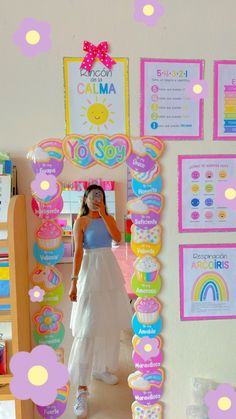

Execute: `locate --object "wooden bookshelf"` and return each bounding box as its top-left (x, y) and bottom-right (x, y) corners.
top-left (0, 195), bottom-right (34, 418)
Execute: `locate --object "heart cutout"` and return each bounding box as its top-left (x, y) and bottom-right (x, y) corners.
top-left (89, 134), bottom-right (131, 167)
top-left (63, 134), bottom-right (95, 168)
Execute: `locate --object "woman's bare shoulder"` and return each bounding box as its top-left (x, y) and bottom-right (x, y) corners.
top-left (74, 216), bottom-right (87, 230)
top-left (74, 215), bottom-right (90, 231)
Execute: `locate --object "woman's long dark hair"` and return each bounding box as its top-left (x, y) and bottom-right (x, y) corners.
top-left (79, 184), bottom-right (108, 216)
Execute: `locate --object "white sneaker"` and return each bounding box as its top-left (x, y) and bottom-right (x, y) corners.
top-left (93, 370), bottom-right (119, 385)
top-left (74, 390), bottom-right (89, 418)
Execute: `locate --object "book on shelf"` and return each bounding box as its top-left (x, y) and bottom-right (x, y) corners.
top-left (0, 401), bottom-right (16, 417)
top-left (0, 153), bottom-right (18, 228)
top-left (0, 333), bottom-right (7, 374)
top-left (12, 165), bottom-right (17, 196)
top-left (0, 151), bottom-right (12, 176)
top-left (0, 175), bottom-right (11, 221)
top-left (0, 258), bottom-right (10, 310)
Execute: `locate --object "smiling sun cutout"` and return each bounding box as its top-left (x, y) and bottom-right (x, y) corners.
top-left (80, 96), bottom-right (115, 132)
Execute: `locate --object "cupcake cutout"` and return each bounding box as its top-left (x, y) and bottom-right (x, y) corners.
top-left (36, 220), bottom-right (63, 250)
top-left (134, 297), bottom-right (161, 324)
top-left (33, 242), bottom-right (64, 266)
top-left (132, 312), bottom-right (163, 338)
top-left (131, 272), bottom-right (162, 298)
top-left (134, 255), bottom-right (160, 283)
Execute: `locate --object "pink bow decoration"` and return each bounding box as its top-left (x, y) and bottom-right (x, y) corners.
top-left (80, 41), bottom-right (116, 71)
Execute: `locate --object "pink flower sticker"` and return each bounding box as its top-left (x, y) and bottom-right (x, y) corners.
top-left (186, 79), bottom-right (208, 101)
top-left (9, 345), bottom-right (69, 406)
top-left (216, 179), bottom-right (236, 210)
top-left (31, 173), bottom-right (58, 201)
top-left (204, 383), bottom-right (236, 419)
top-left (135, 336), bottom-right (160, 361)
top-left (13, 18), bottom-right (51, 57)
top-left (134, 0), bottom-right (165, 26)
top-left (28, 286), bottom-right (45, 302)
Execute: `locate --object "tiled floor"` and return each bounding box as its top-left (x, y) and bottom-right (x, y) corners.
top-left (65, 329), bottom-right (134, 418)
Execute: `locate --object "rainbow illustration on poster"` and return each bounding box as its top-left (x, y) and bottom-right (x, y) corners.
top-left (192, 271), bottom-right (229, 302)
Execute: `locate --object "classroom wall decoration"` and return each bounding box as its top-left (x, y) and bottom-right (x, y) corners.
top-left (27, 138), bottom-right (69, 412)
top-left (214, 60), bottom-right (236, 140)
top-left (179, 244), bottom-right (236, 320)
top-left (127, 138), bottom-right (164, 413)
top-left (28, 135), bottom-right (165, 417)
top-left (141, 58), bottom-right (204, 140)
top-left (80, 41), bottom-right (116, 72)
top-left (30, 265), bottom-right (64, 306)
top-left (28, 138), bottom-right (65, 176)
top-left (13, 18), bottom-right (51, 57)
top-left (186, 79), bottom-right (208, 101)
top-left (134, 0), bottom-right (165, 27)
top-left (36, 384), bottom-right (70, 419)
top-left (178, 155), bottom-right (236, 232)
top-left (64, 57), bottom-right (129, 135)
top-left (9, 345), bottom-right (69, 406)
top-left (63, 134), bottom-right (132, 168)
top-left (204, 383), bottom-right (236, 418)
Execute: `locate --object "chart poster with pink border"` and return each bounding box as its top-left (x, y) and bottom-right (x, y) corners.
top-left (179, 244), bottom-right (236, 320)
top-left (214, 61), bottom-right (236, 140)
top-left (64, 57), bottom-right (129, 135)
top-left (178, 155), bottom-right (236, 232)
top-left (141, 59), bottom-right (204, 140)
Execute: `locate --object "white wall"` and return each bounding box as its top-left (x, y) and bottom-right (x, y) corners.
top-left (1, 0), bottom-right (236, 417)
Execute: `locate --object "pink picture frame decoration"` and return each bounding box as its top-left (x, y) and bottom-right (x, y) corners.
top-left (214, 60), bottom-right (236, 140)
top-left (179, 244), bottom-right (236, 321)
top-left (141, 58), bottom-right (204, 140)
top-left (178, 154), bottom-right (236, 232)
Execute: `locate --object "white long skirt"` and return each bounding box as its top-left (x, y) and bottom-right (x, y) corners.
top-left (68, 247), bottom-right (133, 386)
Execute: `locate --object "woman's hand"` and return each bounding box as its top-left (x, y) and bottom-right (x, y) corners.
top-left (94, 200), bottom-right (106, 217)
top-left (69, 282), bottom-right (77, 302)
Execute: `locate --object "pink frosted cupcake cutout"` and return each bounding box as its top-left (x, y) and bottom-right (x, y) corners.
top-left (134, 297), bottom-right (161, 324)
top-left (36, 220), bottom-right (63, 250)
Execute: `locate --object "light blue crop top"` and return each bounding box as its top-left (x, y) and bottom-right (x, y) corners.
top-left (83, 218), bottom-right (112, 249)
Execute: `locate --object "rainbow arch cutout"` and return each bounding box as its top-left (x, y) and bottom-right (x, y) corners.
top-left (192, 271), bottom-right (229, 302)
